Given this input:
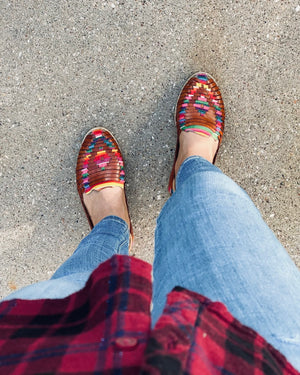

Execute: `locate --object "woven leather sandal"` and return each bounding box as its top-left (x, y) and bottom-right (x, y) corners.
top-left (168, 72), bottom-right (225, 194)
top-left (76, 128), bottom-right (133, 249)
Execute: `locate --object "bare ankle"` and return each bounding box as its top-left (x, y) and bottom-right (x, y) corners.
top-left (83, 188), bottom-right (130, 227)
top-left (175, 132), bottom-right (218, 175)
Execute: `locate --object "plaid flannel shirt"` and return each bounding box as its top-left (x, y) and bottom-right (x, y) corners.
top-left (0, 255), bottom-right (298, 374)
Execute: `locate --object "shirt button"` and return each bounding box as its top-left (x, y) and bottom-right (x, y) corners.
top-left (113, 337), bottom-right (138, 351)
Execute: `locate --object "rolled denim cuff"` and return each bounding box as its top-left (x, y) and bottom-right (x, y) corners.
top-left (51, 215), bottom-right (130, 280)
top-left (176, 156), bottom-right (222, 189)
top-left (91, 215), bottom-right (130, 242)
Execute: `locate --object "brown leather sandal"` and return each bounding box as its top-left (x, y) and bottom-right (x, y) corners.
top-left (168, 72), bottom-right (225, 194)
top-left (76, 128), bottom-right (133, 249)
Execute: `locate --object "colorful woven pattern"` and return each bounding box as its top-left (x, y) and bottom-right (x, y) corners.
top-left (76, 128), bottom-right (126, 228)
top-left (176, 73), bottom-right (225, 142)
top-left (77, 128), bottom-right (125, 195)
top-left (169, 72), bottom-right (225, 193)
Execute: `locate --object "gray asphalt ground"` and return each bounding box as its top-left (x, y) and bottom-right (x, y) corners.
top-left (0, 0), bottom-right (299, 298)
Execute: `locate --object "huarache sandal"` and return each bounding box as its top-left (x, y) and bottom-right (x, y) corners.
top-left (168, 72), bottom-right (225, 194)
top-left (76, 128), bottom-right (133, 249)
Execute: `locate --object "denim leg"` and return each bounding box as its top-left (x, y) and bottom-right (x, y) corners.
top-left (153, 156), bottom-right (300, 370)
top-left (3, 216), bottom-right (129, 301)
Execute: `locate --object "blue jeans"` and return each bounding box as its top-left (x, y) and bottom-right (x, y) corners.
top-left (4, 157), bottom-right (300, 370)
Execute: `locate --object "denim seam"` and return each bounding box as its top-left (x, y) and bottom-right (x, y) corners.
top-left (115, 234), bottom-right (130, 254)
top-left (93, 215), bottom-right (129, 233)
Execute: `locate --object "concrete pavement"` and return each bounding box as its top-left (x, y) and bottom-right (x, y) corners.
top-left (1, 0), bottom-right (299, 298)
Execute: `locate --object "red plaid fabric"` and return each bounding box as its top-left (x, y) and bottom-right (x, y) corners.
top-left (0, 255), bottom-right (298, 374)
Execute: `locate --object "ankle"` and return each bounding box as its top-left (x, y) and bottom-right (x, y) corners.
top-left (83, 188), bottom-right (130, 227)
top-left (175, 132), bottom-right (218, 175)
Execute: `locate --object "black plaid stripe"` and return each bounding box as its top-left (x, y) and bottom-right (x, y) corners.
top-left (224, 318), bottom-right (285, 375)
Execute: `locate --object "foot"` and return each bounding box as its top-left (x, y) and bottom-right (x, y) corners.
top-left (174, 131), bottom-right (219, 176)
top-left (168, 72), bottom-right (225, 193)
top-left (83, 187), bottom-right (130, 228)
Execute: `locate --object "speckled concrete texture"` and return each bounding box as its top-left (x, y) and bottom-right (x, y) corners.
top-left (1, 0), bottom-right (299, 298)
